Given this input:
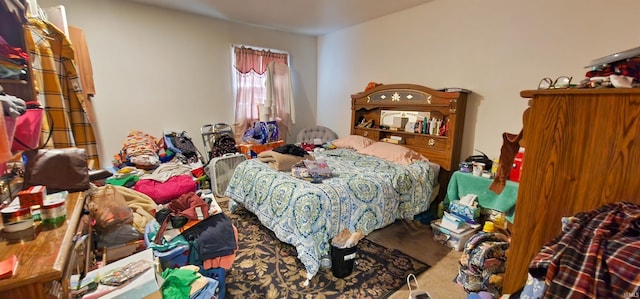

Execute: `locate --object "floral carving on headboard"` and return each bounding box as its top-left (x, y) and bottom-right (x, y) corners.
top-left (367, 89), bottom-right (432, 104)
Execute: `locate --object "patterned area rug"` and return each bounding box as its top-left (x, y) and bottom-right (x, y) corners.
top-left (223, 203), bottom-right (430, 299)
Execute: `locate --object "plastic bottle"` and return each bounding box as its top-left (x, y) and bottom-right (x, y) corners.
top-left (494, 213), bottom-right (506, 229)
top-left (491, 158), bottom-right (499, 178)
top-left (437, 202), bottom-right (444, 218)
top-left (482, 221), bottom-right (495, 233)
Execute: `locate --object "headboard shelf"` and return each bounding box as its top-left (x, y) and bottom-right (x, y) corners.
top-left (351, 83), bottom-right (469, 202)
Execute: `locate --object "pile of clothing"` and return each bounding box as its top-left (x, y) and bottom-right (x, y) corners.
top-left (516, 202), bottom-right (640, 298)
top-left (582, 57), bottom-right (640, 88)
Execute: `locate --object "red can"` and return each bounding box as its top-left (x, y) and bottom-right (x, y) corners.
top-left (510, 148), bottom-right (525, 182)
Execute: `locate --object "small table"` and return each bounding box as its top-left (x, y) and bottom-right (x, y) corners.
top-left (237, 140), bottom-right (285, 159)
top-left (445, 171), bottom-right (519, 222)
top-left (0, 192), bottom-right (85, 298)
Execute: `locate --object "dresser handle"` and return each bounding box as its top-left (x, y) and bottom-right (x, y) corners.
top-left (363, 131), bottom-right (368, 137)
top-left (428, 139), bottom-right (435, 146)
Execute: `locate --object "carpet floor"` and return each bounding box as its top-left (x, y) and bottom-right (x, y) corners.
top-left (367, 220), bottom-right (469, 299)
top-left (217, 198), bottom-right (467, 299)
top-left (223, 203), bottom-right (431, 299)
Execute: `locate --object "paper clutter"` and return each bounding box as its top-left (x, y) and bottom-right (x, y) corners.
top-left (331, 228), bottom-right (364, 249)
top-left (459, 194), bottom-right (478, 207)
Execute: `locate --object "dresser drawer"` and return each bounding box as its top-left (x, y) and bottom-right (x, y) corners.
top-left (354, 129), bottom-right (379, 140)
top-left (413, 136), bottom-right (447, 152)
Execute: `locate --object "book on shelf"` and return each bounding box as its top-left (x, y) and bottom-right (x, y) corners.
top-left (0, 255), bottom-right (18, 280)
top-left (381, 138), bottom-right (405, 144)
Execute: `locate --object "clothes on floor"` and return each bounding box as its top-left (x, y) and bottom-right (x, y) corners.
top-left (181, 213), bottom-right (237, 261)
top-left (161, 267), bottom-right (200, 299)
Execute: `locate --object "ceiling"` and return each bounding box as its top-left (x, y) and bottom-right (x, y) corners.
top-left (126, 0), bottom-right (432, 36)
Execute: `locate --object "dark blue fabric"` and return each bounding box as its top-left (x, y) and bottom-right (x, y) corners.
top-left (200, 267), bottom-right (226, 299)
top-left (181, 213), bottom-right (237, 260)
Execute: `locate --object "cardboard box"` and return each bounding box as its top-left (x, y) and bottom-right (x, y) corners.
top-left (104, 240), bottom-right (147, 264)
top-left (448, 200), bottom-right (480, 221)
top-left (18, 185), bottom-right (46, 209)
top-left (238, 140), bottom-right (284, 159)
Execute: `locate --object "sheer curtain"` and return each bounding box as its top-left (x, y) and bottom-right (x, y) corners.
top-left (232, 46), bottom-right (288, 142)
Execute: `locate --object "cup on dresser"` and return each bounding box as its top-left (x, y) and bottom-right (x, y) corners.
top-left (472, 162), bottom-right (485, 176)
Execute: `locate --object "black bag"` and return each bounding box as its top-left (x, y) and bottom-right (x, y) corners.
top-left (465, 149), bottom-right (493, 171)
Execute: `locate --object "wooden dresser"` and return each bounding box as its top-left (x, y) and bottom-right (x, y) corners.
top-left (0, 192), bottom-right (86, 299)
top-left (502, 88), bottom-right (640, 294)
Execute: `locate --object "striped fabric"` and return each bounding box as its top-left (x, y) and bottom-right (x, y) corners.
top-left (529, 202), bottom-right (640, 298)
top-left (24, 19), bottom-right (100, 168)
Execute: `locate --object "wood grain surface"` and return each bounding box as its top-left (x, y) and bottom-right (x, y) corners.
top-left (502, 88), bottom-right (640, 294)
top-left (0, 192), bottom-right (84, 298)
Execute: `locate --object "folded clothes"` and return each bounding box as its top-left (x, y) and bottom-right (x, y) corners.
top-left (257, 150), bottom-right (312, 171)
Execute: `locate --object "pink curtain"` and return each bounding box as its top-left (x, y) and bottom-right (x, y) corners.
top-left (233, 46), bottom-right (288, 142)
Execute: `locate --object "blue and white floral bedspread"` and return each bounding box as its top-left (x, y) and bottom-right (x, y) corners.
top-left (224, 148), bottom-right (436, 279)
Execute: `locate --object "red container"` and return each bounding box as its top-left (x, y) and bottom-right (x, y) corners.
top-left (510, 148), bottom-right (525, 182)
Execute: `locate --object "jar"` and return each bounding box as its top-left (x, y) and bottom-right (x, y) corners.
top-left (1, 206), bottom-right (32, 224)
top-left (42, 197), bottom-right (66, 225)
top-left (31, 205), bottom-right (41, 221)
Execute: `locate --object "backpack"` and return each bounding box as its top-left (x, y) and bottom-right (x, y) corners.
top-left (165, 131), bottom-right (202, 164)
top-left (455, 231), bottom-right (510, 297)
top-left (211, 134), bottom-right (237, 159)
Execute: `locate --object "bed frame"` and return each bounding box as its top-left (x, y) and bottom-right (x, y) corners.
top-left (350, 84), bottom-right (469, 201)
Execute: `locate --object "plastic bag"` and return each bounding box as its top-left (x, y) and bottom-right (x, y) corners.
top-left (88, 185), bottom-right (134, 233)
top-left (96, 224), bottom-right (143, 248)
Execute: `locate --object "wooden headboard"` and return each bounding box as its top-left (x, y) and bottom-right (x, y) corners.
top-left (350, 84), bottom-right (469, 201)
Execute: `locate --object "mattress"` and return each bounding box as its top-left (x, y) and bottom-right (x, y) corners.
top-left (225, 148), bottom-right (439, 279)
top-left (426, 160), bottom-right (441, 186)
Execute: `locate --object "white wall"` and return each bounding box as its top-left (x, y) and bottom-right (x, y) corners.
top-left (38, 0), bottom-right (317, 168)
top-left (35, 0), bottom-right (640, 167)
top-left (318, 0), bottom-right (640, 161)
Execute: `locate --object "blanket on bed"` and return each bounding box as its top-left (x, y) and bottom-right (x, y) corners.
top-left (225, 148), bottom-right (437, 281)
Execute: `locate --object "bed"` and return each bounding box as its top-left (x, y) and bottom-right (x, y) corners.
top-left (225, 84), bottom-right (469, 281)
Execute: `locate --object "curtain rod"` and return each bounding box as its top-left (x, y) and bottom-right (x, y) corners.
top-left (231, 44), bottom-right (289, 56)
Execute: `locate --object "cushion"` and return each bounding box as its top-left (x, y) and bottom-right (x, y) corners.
top-left (331, 135), bottom-right (376, 151)
top-left (356, 141), bottom-right (428, 165)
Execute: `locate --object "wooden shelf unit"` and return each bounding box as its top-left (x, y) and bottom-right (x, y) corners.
top-left (350, 84), bottom-right (468, 201)
top-left (0, 3), bottom-right (36, 102)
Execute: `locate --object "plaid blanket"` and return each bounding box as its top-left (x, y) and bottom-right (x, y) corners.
top-left (529, 202), bottom-right (640, 298)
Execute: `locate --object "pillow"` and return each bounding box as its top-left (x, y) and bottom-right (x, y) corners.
top-left (331, 135), bottom-right (376, 151)
top-left (356, 141), bottom-right (428, 165)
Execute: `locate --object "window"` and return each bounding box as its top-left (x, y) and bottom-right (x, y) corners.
top-left (231, 45), bottom-right (293, 141)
